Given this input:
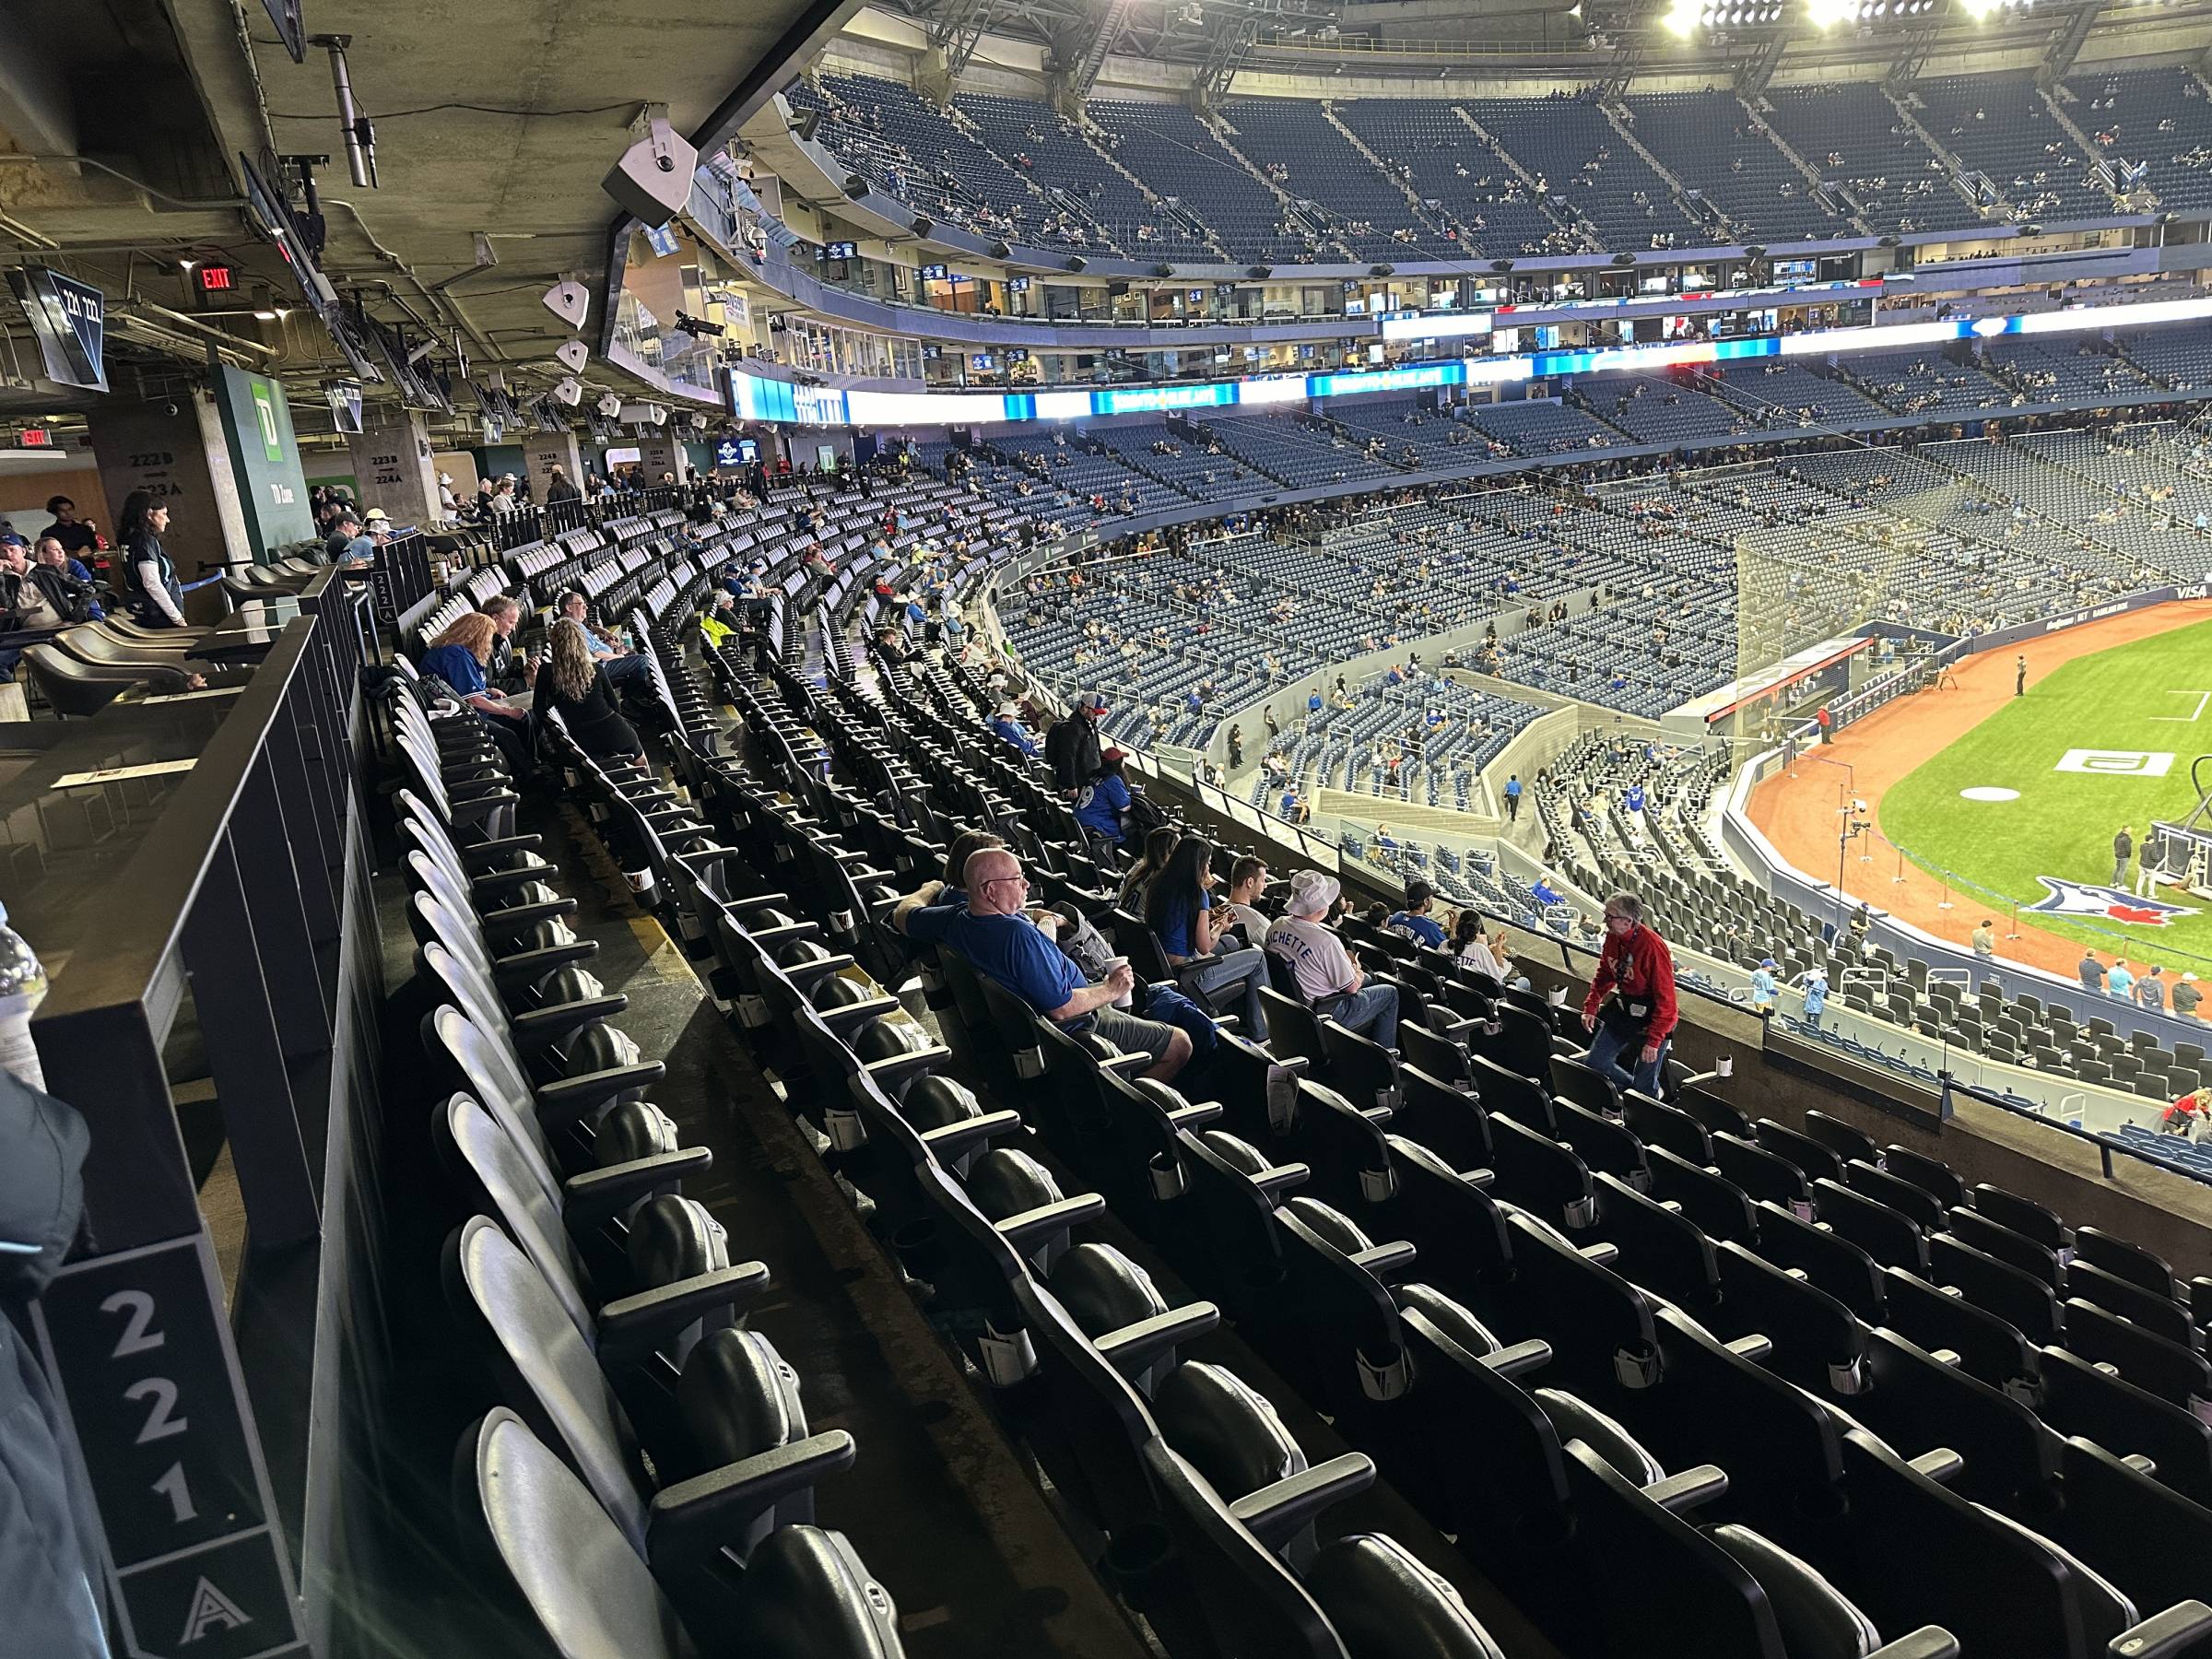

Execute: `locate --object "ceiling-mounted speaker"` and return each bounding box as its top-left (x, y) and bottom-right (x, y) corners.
top-left (845, 174), bottom-right (872, 199)
top-left (990, 239), bottom-right (1013, 259)
top-left (792, 109), bottom-right (821, 143)
top-left (552, 377), bottom-right (582, 406)
top-left (542, 278), bottom-right (589, 330)
top-left (1247, 265), bottom-right (1271, 279)
top-left (602, 110), bottom-right (698, 223)
top-left (910, 214), bottom-right (933, 237)
top-left (596, 392), bottom-right (623, 417)
top-left (1065, 255), bottom-right (1087, 273)
top-left (556, 339), bottom-right (588, 372)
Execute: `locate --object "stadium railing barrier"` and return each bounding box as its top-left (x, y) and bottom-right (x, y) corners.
top-left (26, 571), bottom-right (382, 1659)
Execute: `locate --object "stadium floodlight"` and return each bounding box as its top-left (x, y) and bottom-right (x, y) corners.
top-left (1662, 0), bottom-right (1701, 32)
top-left (1806, 0), bottom-right (1859, 26)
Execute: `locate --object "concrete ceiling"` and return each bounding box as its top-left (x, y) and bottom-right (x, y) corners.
top-left (1, 0), bottom-right (858, 433)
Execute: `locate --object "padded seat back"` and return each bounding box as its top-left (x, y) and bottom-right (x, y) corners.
top-left (436, 1093), bottom-right (594, 1334)
top-left (449, 1217), bottom-right (652, 1547)
top-left (465, 1408), bottom-right (684, 1658)
top-left (1301, 1533), bottom-right (1508, 1659)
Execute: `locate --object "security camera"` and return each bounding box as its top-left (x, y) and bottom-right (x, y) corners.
top-left (552, 376), bottom-right (582, 406)
top-left (542, 278), bottom-right (589, 331)
top-left (556, 339), bottom-right (588, 372)
top-left (603, 106), bottom-right (698, 224)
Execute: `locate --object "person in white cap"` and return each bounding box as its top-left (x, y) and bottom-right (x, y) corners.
top-left (437, 472), bottom-right (458, 513)
top-left (988, 700), bottom-right (1039, 759)
top-left (1264, 870), bottom-right (1398, 1047)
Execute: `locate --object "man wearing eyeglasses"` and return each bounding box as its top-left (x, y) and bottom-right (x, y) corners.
top-left (896, 846), bottom-right (1191, 1081)
top-left (1581, 891), bottom-right (1677, 1099)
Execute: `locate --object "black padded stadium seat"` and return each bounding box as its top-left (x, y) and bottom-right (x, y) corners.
top-left (430, 1092), bottom-right (752, 1373)
top-left (1713, 1131), bottom-right (1814, 1211)
top-left (1801, 1109), bottom-right (1880, 1167)
top-left (2040, 1343), bottom-right (2212, 1509)
top-left (1754, 1118), bottom-right (1846, 1185)
top-left (444, 1217), bottom-right (849, 1561)
top-left (458, 1408), bottom-right (907, 1659)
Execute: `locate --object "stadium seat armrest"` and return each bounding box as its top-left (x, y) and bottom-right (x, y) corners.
top-left (645, 1431), bottom-right (858, 1571)
top-left (2100, 1603), bottom-right (2212, 1658)
top-left (596, 1261), bottom-right (774, 1361)
top-left (673, 847), bottom-right (744, 885)
top-left (562, 1147), bottom-right (712, 1222)
top-left (461, 834), bottom-right (543, 867)
top-left (1100, 1053), bottom-right (1154, 1078)
top-left (1865, 1630), bottom-right (1959, 1659)
top-left (535, 1061), bottom-right (668, 1127)
top-left (1579, 1241), bottom-right (1622, 1266)
top-left (1359, 1104), bottom-right (1394, 1125)
top-left (447, 788), bottom-right (520, 826)
top-left (861, 1046), bottom-right (955, 1093)
top-left (1095, 1301), bottom-right (1223, 1376)
top-left (1481, 1337), bottom-right (1552, 1380)
top-left (490, 940), bottom-right (599, 986)
top-left (1349, 1240), bottom-right (1418, 1278)
top-left (506, 994), bottom-right (628, 1054)
top-left (481, 896), bottom-right (576, 933)
top-left (818, 995), bottom-right (904, 1036)
top-left (1909, 1448), bottom-right (1964, 1485)
top-left (467, 864), bottom-right (544, 899)
top-left (917, 1108), bottom-right (1025, 1160)
top-left (993, 1194), bottom-right (1109, 1253)
top-left (717, 888), bottom-right (791, 915)
top-left (1231, 1453), bottom-right (1376, 1550)
top-left (1643, 1465), bottom-right (1729, 1514)
top-left (1253, 1161), bottom-right (1311, 1199)
top-left (1725, 1334), bottom-right (1775, 1363)
top-left (1167, 1100), bottom-right (1225, 1129)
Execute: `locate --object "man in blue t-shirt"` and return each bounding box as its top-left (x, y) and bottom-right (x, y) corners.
top-left (1503, 774), bottom-right (1523, 821)
top-left (895, 847), bottom-right (1189, 1081)
top-left (987, 703), bottom-right (1040, 759)
top-left (1387, 879), bottom-right (1447, 948)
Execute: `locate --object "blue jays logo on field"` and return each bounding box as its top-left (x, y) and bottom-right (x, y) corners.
top-left (2026, 877), bottom-right (2199, 927)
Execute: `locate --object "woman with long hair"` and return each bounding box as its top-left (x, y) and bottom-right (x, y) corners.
top-left (117, 490), bottom-right (185, 627)
top-left (1145, 834), bottom-right (1269, 1040)
top-left (1117, 823), bottom-right (1180, 913)
top-left (418, 610), bottom-right (531, 771)
top-left (532, 618), bottom-right (640, 760)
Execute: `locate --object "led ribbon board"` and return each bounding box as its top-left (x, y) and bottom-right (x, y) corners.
top-left (724, 291), bottom-right (2212, 429)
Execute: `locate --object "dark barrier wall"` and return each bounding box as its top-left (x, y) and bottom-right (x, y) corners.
top-left (27, 572), bottom-right (384, 1659)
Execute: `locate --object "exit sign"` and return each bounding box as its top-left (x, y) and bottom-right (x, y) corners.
top-left (17, 427), bottom-right (51, 447)
top-left (196, 264), bottom-right (236, 294)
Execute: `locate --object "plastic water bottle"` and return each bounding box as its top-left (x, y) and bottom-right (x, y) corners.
top-left (0, 901), bottom-right (49, 1091)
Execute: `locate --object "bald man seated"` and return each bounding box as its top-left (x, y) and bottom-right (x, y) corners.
top-left (895, 846), bottom-right (1191, 1082)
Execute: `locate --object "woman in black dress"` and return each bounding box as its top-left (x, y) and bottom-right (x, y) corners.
top-left (533, 618), bottom-right (640, 760)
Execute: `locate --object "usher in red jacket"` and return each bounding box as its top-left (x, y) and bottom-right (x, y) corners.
top-left (1583, 922), bottom-right (1679, 1044)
